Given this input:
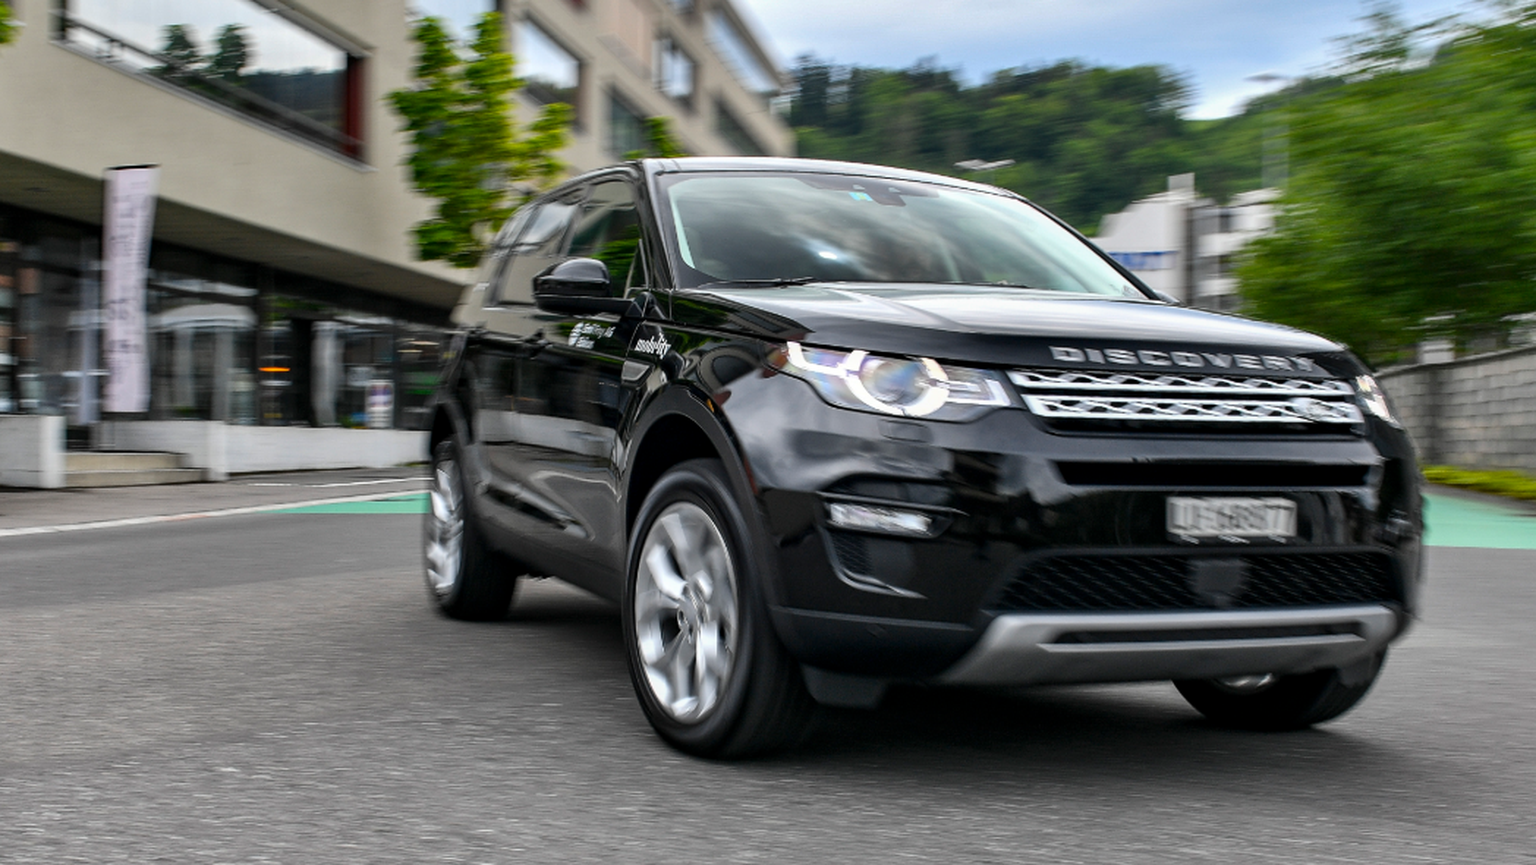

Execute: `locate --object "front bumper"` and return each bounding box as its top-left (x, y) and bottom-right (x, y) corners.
top-left (723, 372), bottom-right (1423, 682)
top-left (940, 604), bottom-right (1398, 686)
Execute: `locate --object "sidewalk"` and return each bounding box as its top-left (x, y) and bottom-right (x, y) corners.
top-left (0, 467), bottom-right (427, 537)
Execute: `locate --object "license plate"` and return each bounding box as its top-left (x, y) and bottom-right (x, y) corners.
top-left (1167, 496), bottom-right (1297, 539)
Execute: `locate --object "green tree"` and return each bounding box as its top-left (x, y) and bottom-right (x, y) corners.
top-left (1239, 2), bottom-right (1536, 365)
top-left (0, 1), bottom-right (17, 46)
top-left (208, 24), bottom-right (251, 82)
top-left (389, 13), bottom-right (572, 268)
top-left (625, 116), bottom-right (689, 159)
top-left (158, 24), bottom-right (201, 75)
top-left (786, 55), bottom-right (1243, 232)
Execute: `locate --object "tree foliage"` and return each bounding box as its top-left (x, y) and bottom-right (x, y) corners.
top-left (1239, 2), bottom-right (1536, 365)
top-left (389, 13), bottom-right (572, 268)
top-left (626, 116), bottom-right (689, 159)
top-left (209, 24), bottom-right (250, 82)
top-left (787, 56), bottom-right (1268, 231)
top-left (0, 1), bottom-right (17, 46)
top-left (159, 24), bottom-right (201, 73)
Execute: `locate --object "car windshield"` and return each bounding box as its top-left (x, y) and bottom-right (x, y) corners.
top-left (656, 171), bottom-right (1144, 296)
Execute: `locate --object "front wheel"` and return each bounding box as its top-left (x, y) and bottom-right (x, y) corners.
top-left (623, 459), bottom-right (815, 758)
top-left (1175, 652), bottom-right (1386, 731)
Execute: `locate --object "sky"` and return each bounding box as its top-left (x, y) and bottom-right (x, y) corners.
top-left (744, 0), bottom-right (1477, 119)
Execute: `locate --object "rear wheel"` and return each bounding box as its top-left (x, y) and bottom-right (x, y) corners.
top-left (623, 458), bottom-right (815, 758)
top-left (1175, 652), bottom-right (1386, 731)
top-left (423, 439), bottom-right (519, 621)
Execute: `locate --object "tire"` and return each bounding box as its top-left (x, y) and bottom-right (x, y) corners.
top-left (622, 458), bottom-right (816, 758)
top-left (423, 438), bottom-right (519, 621)
top-left (1174, 652), bottom-right (1387, 731)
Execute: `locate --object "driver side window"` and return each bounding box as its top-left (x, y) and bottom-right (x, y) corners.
top-left (565, 179), bottom-right (645, 294)
top-left (492, 194), bottom-right (580, 305)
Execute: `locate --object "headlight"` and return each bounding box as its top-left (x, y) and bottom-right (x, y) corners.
top-left (771, 342), bottom-right (1013, 421)
top-left (1354, 374), bottom-right (1400, 425)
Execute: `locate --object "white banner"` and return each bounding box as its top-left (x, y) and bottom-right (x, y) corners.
top-left (102, 165), bottom-right (159, 414)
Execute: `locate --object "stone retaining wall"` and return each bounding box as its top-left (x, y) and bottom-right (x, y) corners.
top-left (1376, 344), bottom-right (1536, 473)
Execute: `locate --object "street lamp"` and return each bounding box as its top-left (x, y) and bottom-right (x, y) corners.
top-left (1246, 72), bottom-right (1294, 189)
top-left (955, 158), bottom-right (1015, 185)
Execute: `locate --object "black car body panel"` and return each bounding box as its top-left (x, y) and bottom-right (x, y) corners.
top-left (429, 157), bottom-right (1422, 689)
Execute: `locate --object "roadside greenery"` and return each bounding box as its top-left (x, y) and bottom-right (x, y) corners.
top-left (1422, 465), bottom-right (1536, 502)
top-left (0, 1), bottom-right (18, 46)
top-left (1240, 2), bottom-right (1536, 366)
top-left (389, 13), bottom-right (571, 268)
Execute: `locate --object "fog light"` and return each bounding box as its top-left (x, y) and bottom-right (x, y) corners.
top-left (827, 502), bottom-right (934, 537)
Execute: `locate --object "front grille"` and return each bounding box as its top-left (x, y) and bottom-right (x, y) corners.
top-left (1010, 369), bottom-right (1363, 431)
top-left (990, 551), bottom-right (1398, 612)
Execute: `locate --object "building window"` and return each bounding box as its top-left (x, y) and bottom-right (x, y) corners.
top-left (707, 8), bottom-right (777, 98)
top-left (714, 100), bottom-right (764, 156)
top-left (57, 0), bottom-right (366, 159)
top-left (609, 90), bottom-right (647, 158)
top-left (408, 0), bottom-right (498, 41)
top-left (655, 36), bottom-right (695, 107)
top-left (519, 18), bottom-right (580, 109)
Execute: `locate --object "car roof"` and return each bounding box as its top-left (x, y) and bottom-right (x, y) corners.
top-left (633, 156), bottom-right (1026, 200)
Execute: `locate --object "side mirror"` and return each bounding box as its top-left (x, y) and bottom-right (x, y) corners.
top-left (533, 258), bottom-right (637, 316)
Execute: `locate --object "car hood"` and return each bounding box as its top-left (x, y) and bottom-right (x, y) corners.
top-left (669, 283), bottom-right (1352, 376)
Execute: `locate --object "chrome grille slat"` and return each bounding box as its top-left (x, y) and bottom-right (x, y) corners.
top-left (1012, 367), bottom-right (1363, 426)
top-left (1022, 395), bottom-right (1364, 424)
top-left (1008, 370), bottom-right (1352, 397)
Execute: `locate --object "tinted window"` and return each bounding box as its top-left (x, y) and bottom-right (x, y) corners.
top-left (658, 173), bottom-right (1141, 297)
top-left (566, 180), bottom-right (643, 293)
top-left (493, 197), bottom-right (579, 304)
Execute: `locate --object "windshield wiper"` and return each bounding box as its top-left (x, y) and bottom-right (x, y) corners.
top-left (697, 276), bottom-right (819, 288)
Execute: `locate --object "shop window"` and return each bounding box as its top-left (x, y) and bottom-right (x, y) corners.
top-left (57, 0), bottom-right (367, 159)
top-left (519, 17), bottom-right (580, 109)
top-left (0, 215), bottom-right (17, 414)
top-left (146, 269), bottom-right (258, 424)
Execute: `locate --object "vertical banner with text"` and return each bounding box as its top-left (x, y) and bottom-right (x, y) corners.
top-left (102, 165), bottom-right (159, 415)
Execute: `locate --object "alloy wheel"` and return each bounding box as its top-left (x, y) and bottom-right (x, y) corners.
top-left (633, 502), bottom-right (740, 722)
top-left (425, 458), bottom-right (464, 597)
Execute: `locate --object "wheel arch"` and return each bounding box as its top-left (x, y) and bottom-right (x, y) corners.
top-left (624, 386), bottom-right (755, 535)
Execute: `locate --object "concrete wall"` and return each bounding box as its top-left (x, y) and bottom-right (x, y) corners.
top-left (0, 415), bottom-right (64, 488)
top-left (1377, 344), bottom-right (1536, 473)
top-left (99, 421), bottom-right (427, 479)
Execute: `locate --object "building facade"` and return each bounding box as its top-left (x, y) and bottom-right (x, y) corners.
top-left (0, 0), bottom-right (790, 483)
top-left (1092, 174), bottom-right (1277, 311)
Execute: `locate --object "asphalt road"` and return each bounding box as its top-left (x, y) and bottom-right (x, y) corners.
top-left (2, 510), bottom-right (1533, 864)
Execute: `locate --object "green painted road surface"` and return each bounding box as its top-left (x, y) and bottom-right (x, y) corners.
top-left (1422, 493), bottom-right (1536, 550)
top-left (275, 493), bottom-right (429, 515)
top-left (271, 491), bottom-right (1536, 549)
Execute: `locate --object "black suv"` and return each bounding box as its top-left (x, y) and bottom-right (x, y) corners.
top-left (422, 157), bottom-right (1421, 757)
